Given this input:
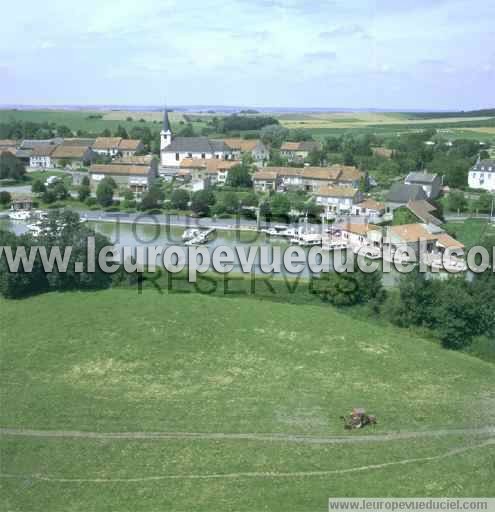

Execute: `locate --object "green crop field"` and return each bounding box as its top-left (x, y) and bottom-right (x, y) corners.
top-left (0, 109), bottom-right (178, 135)
top-left (1, 289), bottom-right (494, 510)
top-left (2, 109), bottom-right (495, 143)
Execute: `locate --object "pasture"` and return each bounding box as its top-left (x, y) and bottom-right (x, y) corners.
top-left (0, 289), bottom-right (494, 510)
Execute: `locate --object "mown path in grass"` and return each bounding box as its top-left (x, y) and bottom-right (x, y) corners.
top-left (2, 438), bottom-right (493, 483)
top-left (1, 426), bottom-right (494, 444)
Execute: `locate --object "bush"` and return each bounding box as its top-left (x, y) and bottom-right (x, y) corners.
top-left (170, 189), bottom-right (190, 210)
top-left (85, 197), bottom-right (97, 207)
top-left (0, 191), bottom-right (11, 206)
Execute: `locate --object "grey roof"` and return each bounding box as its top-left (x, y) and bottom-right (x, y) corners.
top-left (471, 159), bottom-right (495, 173)
top-left (162, 109), bottom-right (171, 132)
top-left (16, 149), bottom-right (32, 158)
top-left (210, 140), bottom-right (230, 152)
top-left (164, 137), bottom-right (230, 154)
top-left (405, 171), bottom-right (439, 184)
top-left (386, 183), bottom-right (428, 203)
top-left (20, 138), bottom-right (62, 149)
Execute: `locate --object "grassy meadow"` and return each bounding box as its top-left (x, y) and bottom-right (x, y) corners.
top-left (1, 289), bottom-right (494, 510)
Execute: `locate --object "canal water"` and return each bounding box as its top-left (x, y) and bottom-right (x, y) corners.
top-left (1, 218), bottom-right (402, 286)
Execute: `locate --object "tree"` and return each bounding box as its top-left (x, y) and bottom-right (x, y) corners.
top-left (225, 164), bottom-right (252, 188)
top-left (170, 189), bottom-right (190, 210)
top-left (260, 125), bottom-right (289, 148)
top-left (96, 177), bottom-right (116, 207)
top-left (191, 190), bottom-right (215, 216)
top-left (473, 192), bottom-right (494, 213)
top-left (432, 281), bottom-right (484, 350)
top-left (0, 191), bottom-right (11, 206)
top-left (140, 185), bottom-right (164, 210)
top-left (389, 271), bottom-right (437, 328)
top-left (0, 152), bottom-right (26, 181)
top-left (42, 189), bottom-right (57, 204)
top-left (53, 182), bottom-right (69, 200)
top-left (178, 124), bottom-right (195, 137)
top-left (115, 125), bottom-right (128, 139)
top-left (269, 193), bottom-right (290, 219)
top-left (78, 176), bottom-right (91, 202)
top-left (446, 190), bottom-right (468, 212)
top-left (214, 192), bottom-right (240, 215)
top-left (32, 179), bottom-right (46, 194)
top-left (56, 125), bottom-right (73, 137)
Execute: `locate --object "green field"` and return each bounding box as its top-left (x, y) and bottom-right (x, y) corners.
top-left (2, 109), bottom-right (495, 143)
top-left (1, 289), bottom-right (494, 510)
top-left (443, 219), bottom-right (495, 248)
top-left (0, 109), bottom-right (179, 135)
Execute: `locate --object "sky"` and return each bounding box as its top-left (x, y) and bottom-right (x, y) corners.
top-left (1, 0), bottom-right (494, 110)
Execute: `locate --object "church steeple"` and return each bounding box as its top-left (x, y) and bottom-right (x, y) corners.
top-left (162, 108), bottom-right (171, 132)
top-left (160, 108), bottom-right (172, 153)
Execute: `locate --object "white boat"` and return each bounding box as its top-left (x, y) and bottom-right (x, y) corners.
top-left (27, 222), bottom-right (43, 237)
top-left (262, 225), bottom-right (292, 237)
top-left (322, 239), bottom-right (349, 251)
top-left (8, 210), bottom-right (32, 221)
top-left (290, 232), bottom-right (322, 247)
top-left (184, 233), bottom-right (209, 246)
top-left (182, 228), bottom-right (201, 241)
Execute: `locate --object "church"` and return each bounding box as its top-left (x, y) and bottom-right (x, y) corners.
top-left (160, 109), bottom-right (233, 168)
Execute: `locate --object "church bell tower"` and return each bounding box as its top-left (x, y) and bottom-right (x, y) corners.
top-left (160, 109), bottom-right (172, 151)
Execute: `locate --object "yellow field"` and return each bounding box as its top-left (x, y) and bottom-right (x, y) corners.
top-left (102, 111), bottom-right (185, 123)
top-left (458, 127), bottom-right (495, 134)
top-left (278, 112), bottom-right (494, 129)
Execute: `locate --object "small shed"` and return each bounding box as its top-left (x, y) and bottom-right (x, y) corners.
top-left (11, 195), bottom-right (33, 211)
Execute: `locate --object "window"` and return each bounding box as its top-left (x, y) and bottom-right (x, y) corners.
top-left (201, 153), bottom-right (205, 159)
top-left (175, 153), bottom-right (180, 161)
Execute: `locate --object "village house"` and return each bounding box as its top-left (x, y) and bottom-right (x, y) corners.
top-left (160, 110), bottom-right (232, 169)
top-left (385, 183), bottom-right (428, 215)
top-left (93, 137), bottom-right (122, 156)
top-left (351, 198), bottom-right (385, 221)
top-left (404, 171), bottom-right (442, 199)
top-left (221, 138), bottom-right (270, 163)
top-left (118, 139), bottom-right (144, 157)
top-left (468, 158), bottom-right (495, 192)
top-left (313, 186), bottom-right (363, 219)
top-left (16, 139), bottom-right (62, 164)
top-left (180, 158), bottom-right (241, 187)
top-left (402, 200), bottom-right (442, 226)
top-left (51, 144), bottom-right (95, 168)
top-left (252, 164), bottom-right (364, 193)
top-left (89, 162), bottom-right (157, 196)
top-left (253, 170), bottom-right (279, 192)
top-left (280, 141), bottom-right (321, 163)
top-left (62, 138), bottom-right (96, 147)
top-left (29, 145), bottom-right (56, 168)
top-left (10, 194), bottom-right (34, 211)
top-left (92, 137), bottom-right (144, 157)
top-left (0, 140), bottom-right (18, 155)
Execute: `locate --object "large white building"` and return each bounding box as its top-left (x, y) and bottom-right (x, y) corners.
top-left (160, 110), bottom-right (232, 168)
top-left (468, 158), bottom-right (495, 192)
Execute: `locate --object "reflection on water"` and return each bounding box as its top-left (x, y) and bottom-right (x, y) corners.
top-left (0, 218), bottom-right (401, 286)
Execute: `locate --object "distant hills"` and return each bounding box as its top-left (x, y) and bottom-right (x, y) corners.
top-left (406, 108), bottom-right (495, 119)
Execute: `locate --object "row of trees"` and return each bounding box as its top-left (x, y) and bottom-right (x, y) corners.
top-left (388, 270), bottom-right (495, 351)
top-left (0, 152), bottom-right (26, 181)
top-left (0, 211), bottom-right (112, 299)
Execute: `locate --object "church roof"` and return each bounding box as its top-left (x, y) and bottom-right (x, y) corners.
top-left (162, 109), bottom-right (171, 132)
top-left (164, 137), bottom-right (230, 154)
